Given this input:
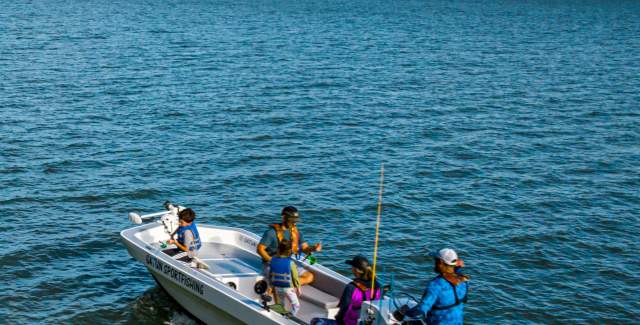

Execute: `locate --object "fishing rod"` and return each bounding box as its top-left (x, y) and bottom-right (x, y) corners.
top-left (360, 163), bottom-right (386, 325)
top-left (370, 163), bottom-right (384, 298)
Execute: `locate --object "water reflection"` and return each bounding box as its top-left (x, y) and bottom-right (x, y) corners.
top-left (127, 286), bottom-right (202, 325)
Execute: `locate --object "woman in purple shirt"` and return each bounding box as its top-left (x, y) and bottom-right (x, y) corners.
top-left (311, 255), bottom-right (382, 325)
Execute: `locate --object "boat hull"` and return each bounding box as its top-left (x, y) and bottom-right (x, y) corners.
top-left (122, 223), bottom-right (295, 325)
top-left (149, 267), bottom-right (241, 324)
top-left (121, 222), bottom-right (353, 324)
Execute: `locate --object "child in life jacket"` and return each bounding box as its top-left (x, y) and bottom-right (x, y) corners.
top-left (269, 239), bottom-right (302, 316)
top-left (168, 208), bottom-right (202, 260)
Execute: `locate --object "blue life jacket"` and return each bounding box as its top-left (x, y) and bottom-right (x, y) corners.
top-left (176, 222), bottom-right (202, 250)
top-left (270, 256), bottom-right (292, 287)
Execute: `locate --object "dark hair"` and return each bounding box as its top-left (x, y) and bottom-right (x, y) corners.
top-left (277, 239), bottom-right (293, 255)
top-left (178, 208), bottom-right (196, 223)
top-left (281, 206), bottom-right (298, 218)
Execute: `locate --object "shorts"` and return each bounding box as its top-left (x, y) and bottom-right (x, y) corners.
top-left (274, 287), bottom-right (300, 315)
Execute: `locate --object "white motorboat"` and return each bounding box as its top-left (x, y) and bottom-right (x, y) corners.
top-left (121, 203), bottom-right (414, 325)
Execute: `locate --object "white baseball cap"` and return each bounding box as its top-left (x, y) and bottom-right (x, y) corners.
top-left (429, 248), bottom-right (459, 266)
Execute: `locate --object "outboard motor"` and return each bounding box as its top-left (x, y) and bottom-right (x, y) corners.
top-left (161, 201), bottom-right (183, 235)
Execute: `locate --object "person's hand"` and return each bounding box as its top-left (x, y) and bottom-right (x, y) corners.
top-left (168, 239), bottom-right (176, 245)
top-left (295, 287), bottom-right (302, 297)
top-left (314, 242), bottom-right (322, 252)
top-left (392, 304), bottom-right (410, 321)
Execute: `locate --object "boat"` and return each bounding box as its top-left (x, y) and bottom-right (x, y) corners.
top-left (120, 203), bottom-right (414, 325)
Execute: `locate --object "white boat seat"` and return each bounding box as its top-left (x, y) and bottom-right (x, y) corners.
top-left (302, 285), bottom-right (340, 309)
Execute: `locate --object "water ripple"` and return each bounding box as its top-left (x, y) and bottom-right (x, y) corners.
top-left (1, 0), bottom-right (640, 324)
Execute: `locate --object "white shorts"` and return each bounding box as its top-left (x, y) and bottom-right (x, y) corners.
top-left (274, 287), bottom-right (300, 315)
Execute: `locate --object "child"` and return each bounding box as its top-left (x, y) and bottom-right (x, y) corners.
top-left (168, 208), bottom-right (202, 260)
top-left (269, 239), bottom-right (302, 316)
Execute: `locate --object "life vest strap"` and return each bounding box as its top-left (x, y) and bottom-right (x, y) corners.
top-left (352, 280), bottom-right (378, 303)
top-left (271, 223), bottom-right (300, 254)
top-left (431, 279), bottom-right (468, 311)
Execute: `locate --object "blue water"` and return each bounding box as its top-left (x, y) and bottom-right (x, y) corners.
top-left (1, 0), bottom-right (639, 323)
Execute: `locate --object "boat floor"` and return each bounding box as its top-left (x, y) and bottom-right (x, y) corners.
top-left (156, 241), bottom-right (340, 323)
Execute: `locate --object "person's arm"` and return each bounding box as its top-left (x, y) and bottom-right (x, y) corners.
top-left (406, 280), bottom-right (442, 317)
top-left (257, 244), bottom-right (271, 262)
top-left (300, 231), bottom-right (322, 255)
top-left (172, 241), bottom-right (188, 252)
top-left (257, 229), bottom-right (275, 262)
top-left (301, 243), bottom-right (322, 255)
top-left (291, 262), bottom-right (300, 288)
top-left (177, 230), bottom-right (196, 252)
top-left (169, 231), bottom-right (190, 252)
top-left (334, 284), bottom-right (355, 325)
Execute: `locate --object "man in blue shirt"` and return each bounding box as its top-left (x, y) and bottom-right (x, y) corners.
top-left (257, 206), bottom-right (322, 285)
top-left (394, 248), bottom-right (469, 325)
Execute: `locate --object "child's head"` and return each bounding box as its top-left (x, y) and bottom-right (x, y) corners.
top-left (277, 239), bottom-right (293, 256)
top-left (178, 208), bottom-right (196, 225)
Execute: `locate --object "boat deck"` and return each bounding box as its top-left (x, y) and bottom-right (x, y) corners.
top-left (157, 241), bottom-right (340, 323)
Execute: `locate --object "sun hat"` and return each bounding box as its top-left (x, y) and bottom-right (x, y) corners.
top-left (429, 248), bottom-right (459, 266)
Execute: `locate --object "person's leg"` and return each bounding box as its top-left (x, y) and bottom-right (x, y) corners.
top-left (163, 248), bottom-right (191, 262)
top-left (285, 288), bottom-right (301, 316)
top-left (262, 262), bottom-right (276, 296)
top-left (262, 261), bottom-right (271, 280)
top-left (299, 270), bottom-right (315, 286)
top-left (274, 287), bottom-right (287, 306)
top-left (162, 248), bottom-right (181, 256)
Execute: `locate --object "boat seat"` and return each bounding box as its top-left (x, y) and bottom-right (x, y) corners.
top-left (302, 285), bottom-right (340, 309)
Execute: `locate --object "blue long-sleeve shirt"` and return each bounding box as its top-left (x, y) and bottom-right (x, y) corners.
top-left (406, 276), bottom-right (468, 325)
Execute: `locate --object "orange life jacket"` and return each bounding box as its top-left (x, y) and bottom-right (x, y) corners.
top-left (270, 223), bottom-right (300, 254)
top-left (442, 272), bottom-right (470, 286)
top-left (353, 280), bottom-right (372, 294)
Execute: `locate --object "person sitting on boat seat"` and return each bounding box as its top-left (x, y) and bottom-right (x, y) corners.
top-left (393, 248), bottom-right (469, 325)
top-left (257, 206), bottom-right (322, 286)
top-left (310, 255), bottom-right (382, 325)
top-left (164, 208), bottom-right (202, 262)
top-left (270, 239), bottom-right (302, 316)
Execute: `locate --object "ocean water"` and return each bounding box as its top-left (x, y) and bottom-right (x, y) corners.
top-left (1, 0), bottom-right (639, 323)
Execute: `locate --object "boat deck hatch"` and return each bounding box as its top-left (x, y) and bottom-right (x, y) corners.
top-left (202, 258), bottom-right (260, 277)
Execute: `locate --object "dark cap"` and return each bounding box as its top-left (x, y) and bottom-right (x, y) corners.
top-left (282, 206), bottom-right (300, 221)
top-left (345, 255), bottom-right (370, 272)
